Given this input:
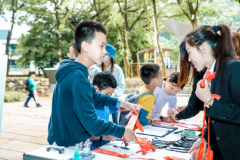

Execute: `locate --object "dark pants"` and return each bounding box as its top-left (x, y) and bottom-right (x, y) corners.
top-left (112, 112), bottom-right (118, 124)
top-left (25, 91), bottom-right (36, 104)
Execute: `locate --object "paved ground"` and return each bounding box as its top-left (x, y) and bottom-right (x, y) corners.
top-left (0, 94), bottom-right (203, 160)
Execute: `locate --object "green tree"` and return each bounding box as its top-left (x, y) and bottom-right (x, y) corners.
top-left (3, 0), bottom-right (28, 76)
top-left (201, 0), bottom-right (240, 33)
top-left (16, 6), bottom-right (73, 74)
top-left (116, 0), bottom-right (146, 77)
top-left (16, 0), bottom-right (82, 71)
top-left (168, 0), bottom-right (220, 29)
top-left (16, 0), bottom-right (91, 70)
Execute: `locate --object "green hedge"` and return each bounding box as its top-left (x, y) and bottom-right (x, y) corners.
top-left (4, 91), bottom-right (22, 102)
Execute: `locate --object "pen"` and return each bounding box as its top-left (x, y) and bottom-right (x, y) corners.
top-left (113, 145), bottom-right (129, 150)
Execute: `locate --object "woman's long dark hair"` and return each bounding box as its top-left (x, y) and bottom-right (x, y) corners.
top-left (102, 57), bottom-right (115, 73)
top-left (179, 24), bottom-right (237, 87)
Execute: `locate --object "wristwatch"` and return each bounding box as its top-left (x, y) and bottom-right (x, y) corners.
top-left (206, 97), bottom-right (214, 107)
top-left (149, 119), bottom-right (152, 125)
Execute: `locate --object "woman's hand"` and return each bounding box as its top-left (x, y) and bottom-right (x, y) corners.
top-left (195, 80), bottom-right (212, 104)
top-left (177, 106), bottom-right (187, 112)
top-left (167, 108), bottom-right (178, 121)
top-left (188, 138), bottom-right (202, 160)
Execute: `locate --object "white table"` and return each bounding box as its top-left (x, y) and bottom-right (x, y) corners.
top-left (93, 124), bottom-right (193, 160)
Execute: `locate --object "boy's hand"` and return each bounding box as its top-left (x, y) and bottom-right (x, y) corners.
top-left (102, 136), bottom-right (116, 141)
top-left (123, 128), bottom-right (135, 142)
top-left (151, 118), bottom-right (161, 125)
top-left (119, 101), bottom-right (140, 114)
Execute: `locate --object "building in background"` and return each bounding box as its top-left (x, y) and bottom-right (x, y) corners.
top-left (0, 30), bottom-right (35, 75)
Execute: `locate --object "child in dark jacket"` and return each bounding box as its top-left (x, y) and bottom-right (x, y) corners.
top-left (48, 21), bottom-right (138, 147)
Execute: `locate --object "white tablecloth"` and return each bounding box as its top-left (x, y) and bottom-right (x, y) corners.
top-left (93, 124), bottom-right (193, 160)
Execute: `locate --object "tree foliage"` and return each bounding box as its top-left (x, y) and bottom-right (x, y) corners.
top-left (15, 0), bottom-right (240, 77)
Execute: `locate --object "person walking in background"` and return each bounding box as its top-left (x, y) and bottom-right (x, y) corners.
top-left (24, 71), bottom-right (42, 107)
top-left (100, 44), bottom-right (125, 124)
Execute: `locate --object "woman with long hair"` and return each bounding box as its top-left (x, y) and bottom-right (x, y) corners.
top-left (174, 24), bottom-right (240, 159)
top-left (168, 32), bottom-right (240, 123)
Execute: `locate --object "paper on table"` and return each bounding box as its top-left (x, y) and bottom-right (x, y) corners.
top-left (136, 125), bottom-right (171, 137)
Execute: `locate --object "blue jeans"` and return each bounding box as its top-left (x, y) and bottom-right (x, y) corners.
top-left (25, 91), bottom-right (36, 104)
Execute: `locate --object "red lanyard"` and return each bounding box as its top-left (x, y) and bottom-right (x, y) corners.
top-left (197, 94), bottom-right (221, 160)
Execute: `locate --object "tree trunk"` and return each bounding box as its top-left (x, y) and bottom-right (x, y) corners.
top-left (122, 0), bottom-right (131, 78)
top-left (53, 1), bottom-right (62, 62)
top-left (117, 26), bottom-right (128, 77)
top-left (124, 24), bottom-right (131, 78)
top-left (152, 0), bottom-right (165, 77)
top-left (56, 35), bottom-right (62, 62)
top-left (5, 0), bottom-right (16, 76)
top-left (191, 16), bottom-right (197, 29)
top-left (42, 68), bottom-right (47, 78)
top-left (144, 0), bottom-right (154, 46)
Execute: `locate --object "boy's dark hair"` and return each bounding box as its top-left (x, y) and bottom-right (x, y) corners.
top-left (163, 72), bottom-right (185, 89)
top-left (93, 72), bottom-right (117, 91)
top-left (74, 21), bottom-right (107, 53)
top-left (140, 64), bottom-right (160, 84)
top-left (28, 71), bottom-right (36, 77)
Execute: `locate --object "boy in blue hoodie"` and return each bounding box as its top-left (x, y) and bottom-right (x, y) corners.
top-left (91, 71), bottom-right (119, 150)
top-left (48, 21), bottom-right (138, 147)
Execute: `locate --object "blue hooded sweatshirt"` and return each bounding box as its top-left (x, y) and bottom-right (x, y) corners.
top-left (47, 59), bottom-right (125, 147)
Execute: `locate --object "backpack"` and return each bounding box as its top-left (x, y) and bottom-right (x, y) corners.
top-left (119, 89), bottom-right (154, 126)
top-left (25, 79), bottom-right (31, 91)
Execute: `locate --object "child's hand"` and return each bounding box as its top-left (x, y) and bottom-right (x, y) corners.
top-left (102, 136), bottom-right (116, 141)
top-left (123, 128), bottom-right (135, 142)
top-left (119, 101), bottom-right (140, 114)
top-left (151, 118), bottom-right (161, 125)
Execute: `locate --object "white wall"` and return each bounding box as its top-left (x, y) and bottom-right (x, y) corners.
top-left (0, 55), bottom-right (8, 138)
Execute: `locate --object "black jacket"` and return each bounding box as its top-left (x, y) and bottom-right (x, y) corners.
top-left (177, 59), bottom-right (240, 159)
top-left (176, 70), bottom-right (205, 120)
top-left (203, 59), bottom-right (240, 159)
